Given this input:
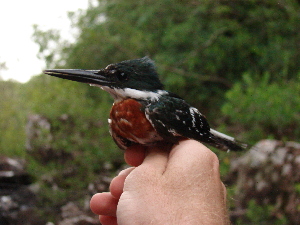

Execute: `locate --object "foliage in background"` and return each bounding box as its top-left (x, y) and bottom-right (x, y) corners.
top-left (35, 0), bottom-right (300, 119)
top-left (0, 81), bottom-right (27, 157)
top-left (24, 74), bottom-right (121, 201)
top-left (223, 73), bottom-right (300, 142)
top-left (1, 0), bottom-right (300, 223)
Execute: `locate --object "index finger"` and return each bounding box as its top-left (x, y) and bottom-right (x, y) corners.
top-left (166, 140), bottom-right (220, 176)
top-left (124, 144), bottom-right (146, 166)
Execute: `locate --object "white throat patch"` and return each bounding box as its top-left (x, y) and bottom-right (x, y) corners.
top-left (90, 84), bottom-right (167, 101)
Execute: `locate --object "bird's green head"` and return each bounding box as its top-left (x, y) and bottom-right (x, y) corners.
top-left (44, 57), bottom-right (164, 92)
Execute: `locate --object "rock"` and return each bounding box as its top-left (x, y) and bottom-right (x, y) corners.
top-left (25, 114), bottom-right (54, 162)
top-left (0, 156), bottom-right (46, 225)
top-left (25, 114), bottom-right (72, 163)
top-left (0, 157), bottom-right (31, 188)
top-left (58, 202), bottom-right (98, 225)
top-left (227, 139), bottom-right (300, 224)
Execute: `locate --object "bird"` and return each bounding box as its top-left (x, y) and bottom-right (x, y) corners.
top-left (44, 56), bottom-right (247, 151)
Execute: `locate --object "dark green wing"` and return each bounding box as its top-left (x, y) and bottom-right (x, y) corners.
top-left (145, 95), bottom-right (212, 144)
top-left (145, 94), bottom-right (247, 151)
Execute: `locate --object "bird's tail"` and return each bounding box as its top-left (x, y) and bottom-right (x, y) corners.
top-left (209, 129), bottom-right (247, 151)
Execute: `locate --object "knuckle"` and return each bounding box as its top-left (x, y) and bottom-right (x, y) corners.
top-left (204, 149), bottom-right (220, 174)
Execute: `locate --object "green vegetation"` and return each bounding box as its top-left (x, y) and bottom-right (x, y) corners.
top-left (222, 72), bottom-right (300, 142)
top-left (1, 0), bottom-right (300, 223)
top-left (235, 200), bottom-right (288, 225)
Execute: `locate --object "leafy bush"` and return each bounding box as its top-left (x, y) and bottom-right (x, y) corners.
top-left (222, 73), bottom-right (300, 141)
top-left (0, 80), bottom-right (27, 157)
top-left (234, 199), bottom-right (288, 225)
top-left (34, 0), bottom-right (300, 119)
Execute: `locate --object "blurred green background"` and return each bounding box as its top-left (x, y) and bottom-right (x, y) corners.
top-left (1, 0), bottom-right (300, 224)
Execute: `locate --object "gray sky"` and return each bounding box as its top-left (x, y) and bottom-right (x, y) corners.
top-left (0, 0), bottom-right (90, 82)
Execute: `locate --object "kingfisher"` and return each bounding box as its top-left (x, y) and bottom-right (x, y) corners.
top-left (44, 57), bottom-right (246, 151)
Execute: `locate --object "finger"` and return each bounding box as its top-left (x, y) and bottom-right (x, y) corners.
top-left (99, 215), bottom-right (118, 225)
top-left (140, 143), bottom-right (171, 174)
top-left (124, 145), bottom-right (146, 166)
top-left (167, 140), bottom-right (217, 173)
top-left (90, 193), bottom-right (118, 217)
top-left (222, 182), bottom-right (227, 203)
top-left (110, 167), bottom-right (135, 199)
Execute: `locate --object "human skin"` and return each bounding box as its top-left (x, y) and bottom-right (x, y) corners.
top-left (90, 140), bottom-right (230, 225)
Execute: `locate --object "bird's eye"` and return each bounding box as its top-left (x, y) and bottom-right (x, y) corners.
top-left (116, 71), bottom-right (128, 81)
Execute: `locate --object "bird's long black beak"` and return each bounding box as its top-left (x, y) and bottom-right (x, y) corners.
top-left (43, 69), bottom-right (113, 86)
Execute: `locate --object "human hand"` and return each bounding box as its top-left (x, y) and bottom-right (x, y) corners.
top-left (90, 140), bottom-right (229, 225)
